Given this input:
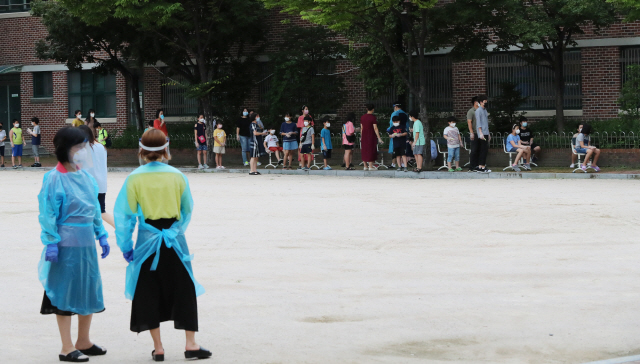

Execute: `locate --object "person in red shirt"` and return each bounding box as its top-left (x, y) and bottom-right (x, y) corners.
top-left (296, 105), bottom-right (314, 169)
top-left (153, 109), bottom-right (170, 161)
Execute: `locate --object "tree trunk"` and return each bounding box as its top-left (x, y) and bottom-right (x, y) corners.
top-left (202, 96), bottom-right (215, 164)
top-left (131, 73), bottom-right (144, 130)
top-left (553, 47), bottom-right (565, 133)
top-left (418, 88), bottom-right (430, 169)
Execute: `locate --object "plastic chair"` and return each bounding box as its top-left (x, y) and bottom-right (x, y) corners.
top-left (436, 137), bottom-right (449, 170)
top-left (264, 151), bottom-right (278, 169)
top-left (310, 152), bottom-right (321, 170)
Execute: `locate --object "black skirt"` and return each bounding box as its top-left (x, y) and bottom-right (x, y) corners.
top-left (40, 291), bottom-right (105, 316)
top-left (130, 218), bottom-right (199, 333)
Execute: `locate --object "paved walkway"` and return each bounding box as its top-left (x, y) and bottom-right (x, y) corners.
top-left (583, 355), bottom-right (640, 364)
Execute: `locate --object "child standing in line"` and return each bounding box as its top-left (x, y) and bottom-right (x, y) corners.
top-left (444, 116), bottom-right (463, 172)
top-left (10, 119), bottom-right (24, 169)
top-left (320, 118), bottom-right (333, 170)
top-left (194, 114), bottom-right (209, 169)
top-left (280, 113), bottom-right (298, 170)
top-left (213, 120), bottom-right (227, 169)
top-left (299, 115), bottom-right (315, 170)
top-left (389, 115), bottom-right (408, 172)
top-left (264, 128), bottom-right (283, 165)
top-left (26, 117), bottom-right (41, 167)
top-left (0, 121), bottom-right (6, 168)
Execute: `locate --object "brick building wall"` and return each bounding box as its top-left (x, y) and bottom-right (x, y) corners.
top-left (452, 60), bottom-right (486, 118)
top-left (582, 47), bottom-right (622, 119)
top-left (143, 68), bottom-right (163, 122)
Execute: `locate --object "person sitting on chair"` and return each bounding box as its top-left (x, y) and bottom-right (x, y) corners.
top-left (575, 124), bottom-right (600, 172)
top-left (518, 116), bottom-right (540, 163)
top-left (506, 124), bottom-right (531, 172)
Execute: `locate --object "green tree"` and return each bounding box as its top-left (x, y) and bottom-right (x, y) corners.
top-left (609, 0), bottom-right (640, 21)
top-left (31, 0), bottom-right (156, 129)
top-left (261, 0), bottom-right (479, 166)
top-left (265, 26), bottom-right (347, 122)
top-left (482, 0), bottom-right (617, 133)
top-left (618, 65), bottom-right (640, 130)
top-left (488, 82), bottom-right (528, 133)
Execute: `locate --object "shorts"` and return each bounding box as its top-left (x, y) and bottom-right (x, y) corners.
top-left (393, 146), bottom-right (406, 157)
top-left (343, 144), bottom-right (354, 150)
top-left (575, 147), bottom-right (588, 154)
top-left (447, 147), bottom-right (460, 162)
top-left (413, 144), bottom-right (425, 155)
top-left (269, 146), bottom-right (283, 152)
top-left (12, 144), bottom-right (22, 157)
top-left (98, 193), bottom-right (106, 214)
top-left (32, 144), bottom-right (40, 157)
top-left (322, 149), bottom-right (332, 159)
top-left (196, 145), bottom-right (208, 151)
top-left (300, 144), bottom-right (312, 154)
top-left (509, 147), bottom-right (520, 153)
top-left (0, 146), bottom-right (4, 156)
top-left (283, 141), bottom-right (298, 151)
top-left (213, 146), bottom-right (225, 154)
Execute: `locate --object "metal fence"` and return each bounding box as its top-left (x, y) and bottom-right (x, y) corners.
top-left (621, 46), bottom-right (640, 83)
top-left (486, 51), bottom-right (582, 110)
top-left (0, 0), bottom-right (30, 13)
top-left (161, 73), bottom-right (199, 116)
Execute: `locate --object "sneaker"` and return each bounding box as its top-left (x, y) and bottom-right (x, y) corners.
top-left (397, 167), bottom-right (402, 171)
top-left (31, 163), bottom-right (38, 167)
top-left (581, 165), bottom-right (587, 172)
top-left (244, 161), bottom-right (249, 166)
top-left (455, 167), bottom-right (462, 171)
top-left (448, 168), bottom-right (454, 172)
top-left (592, 166), bottom-right (600, 172)
top-left (220, 166), bottom-right (226, 169)
top-left (391, 163), bottom-right (396, 168)
top-left (303, 167), bottom-right (309, 171)
top-left (216, 166), bottom-right (222, 169)
top-left (484, 168), bottom-right (492, 173)
top-left (12, 165), bottom-right (17, 169)
top-left (0, 164), bottom-right (4, 168)
top-left (569, 163), bottom-right (575, 168)
top-left (18, 164), bottom-right (22, 168)
top-left (532, 155), bottom-right (538, 163)
top-left (511, 165), bottom-right (521, 172)
top-left (403, 167), bottom-right (408, 172)
top-left (298, 166), bottom-right (304, 170)
top-left (277, 159), bottom-right (283, 165)
top-left (203, 164), bottom-right (209, 169)
top-left (198, 164), bottom-right (204, 169)
top-left (323, 166), bottom-right (332, 170)
top-left (363, 167), bottom-right (369, 171)
top-left (257, 162), bottom-right (262, 166)
top-left (524, 164), bottom-right (531, 171)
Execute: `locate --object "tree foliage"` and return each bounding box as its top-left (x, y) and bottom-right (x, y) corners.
top-left (619, 65), bottom-right (640, 130)
top-left (264, 26), bottom-right (347, 123)
top-left (488, 82), bottom-right (528, 133)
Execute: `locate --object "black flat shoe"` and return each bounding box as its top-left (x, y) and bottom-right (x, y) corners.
top-left (79, 344), bottom-right (106, 356)
top-left (184, 347), bottom-right (212, 359)
top-left (59, 350), bottom-right (89, 362)
top-left (152, 350), bottom-right (164, 362)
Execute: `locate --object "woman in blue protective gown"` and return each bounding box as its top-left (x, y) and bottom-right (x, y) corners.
top-left (114, 129), bottom-right (210, 362)
top-left (38, 126), bottom-right (111, 363)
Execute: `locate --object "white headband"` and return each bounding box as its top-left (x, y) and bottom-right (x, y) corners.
top-left (139, 141), bottom-right (169, 151)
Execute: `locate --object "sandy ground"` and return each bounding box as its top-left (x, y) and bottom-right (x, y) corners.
top-left (2, 171), bottom-right (640, 364)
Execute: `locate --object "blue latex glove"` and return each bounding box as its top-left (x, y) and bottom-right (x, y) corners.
top-left (123, 250), bottom-right (134, 263)
top-left (98, 236), bottom-right (110, 259)
top-left (45, 244), bottom-right (58, 263)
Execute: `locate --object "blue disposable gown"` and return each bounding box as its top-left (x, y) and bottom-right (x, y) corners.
top-left (37, 167), bottom-right (108, 315)
top-left (388, 109), bottom-right (408, 153)
top-left (114, 162), bottom-right (204, 300)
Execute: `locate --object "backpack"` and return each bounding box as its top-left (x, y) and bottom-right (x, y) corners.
top-left (100, 129), bottom-right (112, 147)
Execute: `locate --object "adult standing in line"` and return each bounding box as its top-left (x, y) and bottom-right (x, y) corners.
top-left (475, 95), bottom-right (491, 173)
top-left (38, 126), bottom-right (110, 362)
top-left (409, 110), bottom-right (425, 172)
top-left (249, 112), bottom-right (267, 175)
top-left (114, 129), bottom-right (210, 362)
top-left (79, 125), bottom-right (114, 228)
top-left (236, 108), bottom-right (251, 166)
top-left (153, 109), bottom-right (170, 161)
top-left (72, 110), bottom-right (84, 127)
top-left (297, 105), bottom-right (314, 169)
top-left (85, 109), bottom-right (98, 138)
top-left (466, 96), bottom-right (479, 171)
top-left (388, 102), bottom-right (408, 164)
top-left (360, 104), bottom-right (383, 171)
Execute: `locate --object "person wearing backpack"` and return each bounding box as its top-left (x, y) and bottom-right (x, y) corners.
top-left (342, 113), bottom-right (359, 170)
top-left (96, 122), bottom-right (111, 147)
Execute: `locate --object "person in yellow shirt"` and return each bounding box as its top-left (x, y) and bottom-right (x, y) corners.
top-left (72, 110), bottom-right (84, 127)
top-left (213, 120), bottom-right (226, 169)
top-left (9, 119), bottom-right (24, 168)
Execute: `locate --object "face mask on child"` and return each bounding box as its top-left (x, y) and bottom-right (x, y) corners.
top-left (90, 113), bottom-right (95, 118)
top-left (450, 123), bottom-right (456, 127)
top-left (217, 125), bottom-right (223, 129)
top-left (303, 121), bottom-right (309, 127)
top-left (77, 114), bottom-right (82, 120)
top-left (515, 129), bottom-right (520, 134)
top-left (270, 130), bottom-right (275, 134)
top-left (393, 122), bottom-right (400, 127)
top-left (325, 122), bottom-right (330, 127)
top-left (243, 111), bottom-right (248, 116)
top-left (285, 117), bottom-right (290, 122)
top-left (199, 118), bottom-right (205, 123)
top-left (256, 117), bottom-right (261, 122)
top-left (303, 110), bottom-right (309, 115)
top-left (522, 122), bottom-right (528, 127)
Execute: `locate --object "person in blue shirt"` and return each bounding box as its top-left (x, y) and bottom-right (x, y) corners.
top-left (38, 126), bottom-right (110, 362)
top-left (506, 124), bottom-right (531, 171)
top-left (280, 112), bottom-right (298, 170)
top-left (387, 102), bottom-right (408, 162)
top-left (320, 117), bottom-right (333, 170)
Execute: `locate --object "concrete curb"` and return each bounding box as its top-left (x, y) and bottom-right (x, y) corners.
top-left (582, 354), bottom-right (640, 364)
top-left (6, 166), bottom-right (640, 180)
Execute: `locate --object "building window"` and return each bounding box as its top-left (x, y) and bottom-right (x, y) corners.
top-left (486, 50), bottom-right (582, 110)
top-left (33, 72), bottom-right (53, 98)
top-left (160, 73), bottom-right (199, 117)
top-left (621, 47), bottom-right (640, 82)
top-left (68, 71), bottom-right (117, 118)
top-left (0, 0), bottom-right (30, 13)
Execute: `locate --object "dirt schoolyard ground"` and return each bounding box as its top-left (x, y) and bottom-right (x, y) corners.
top-left (2, 171), bottom-right (639, 363)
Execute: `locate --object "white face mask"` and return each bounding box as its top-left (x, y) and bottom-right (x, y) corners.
top-left (284, 117), bottom-right (290, 122)
top-left (90, 113), bottom-right (95, 118)
top-left (325, 122), bottom-right (330, 127)
top-left (217, 125), bottom-right (223, 129)
top-left (199, 118), bottom-right (205, 123)
top-left (243, 111), bottom-right (248, 116)
top-left (77, 114), bottom-right (82, 119)
top-left (450, 123), bottom-right (456, 127)
top-left (579, 128), bottom-right (583, 132)
top-left (73, 148), bottom-right (88, 167)
top-left (393, 122), bottom-right (400, 127)
top-left (303, 121), bottom-right (309, 127)
top-left (14, 124), bottom-right (19, 128)
top-left (256, 117), bottom-right (261, 122)
top-left (515, 129), bottom-right (520, 134)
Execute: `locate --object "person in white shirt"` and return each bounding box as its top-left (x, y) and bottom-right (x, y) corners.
top-left (263, 128), bottom-right (283, 165)
top-left (443, 116), bottom-right (463, 172)
top-left (78, 125), bottom-right (114, 228)
top-left (0, 122), bottom-right (6, 168)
